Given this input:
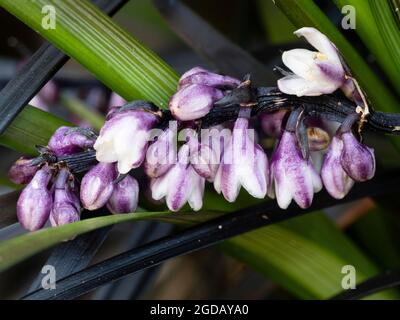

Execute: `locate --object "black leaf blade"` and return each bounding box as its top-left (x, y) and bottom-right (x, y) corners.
top-left (22, 170), bottom-right (400, 300)
top-left (0, 0), bottom-right (128, 134)
top-left (152, 0), bottom-right (273, 85)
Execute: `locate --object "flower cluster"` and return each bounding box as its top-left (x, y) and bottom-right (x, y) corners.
top-left (10, 127), bottom-right (96, 231)
top-left (9, 27), bottom-right (377, 231)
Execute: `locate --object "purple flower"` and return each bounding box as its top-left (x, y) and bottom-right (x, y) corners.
top-left (214, 115), bottom-right (269, 202)
top-left (270, 131), bottom-right (322, 209)
top-left (278, 27), bottom-right (345, 96)
top-left (48, 126), bottom-right (95, 156)
top-left (151, 144), bottom-right (205, 212)
top-left (17, 165), bottom-right (53, 231)
top-left (8, 157), bottom-right (38, 185)
top-left (179, 67), bottom-right (241, 89)
top-left (321, 136), bottom-right (354, 199)
top-left (94, 110), bottom-right (159, 174)
top-left (50, 169), bottom-right (81, 227)
top-left (144, 126), bottom-right (177, 178)
top-left (340, 132), bottom-right (375, 182)
top-left (80, 162), bottom-right (117, 210)
top-left (169, 84), bottom-right (224, 121)
top-left (107, 175), bottom-right (139, 214)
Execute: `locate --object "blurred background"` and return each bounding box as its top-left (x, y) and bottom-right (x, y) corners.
top-left (0, 0), bottom-right (400, 300)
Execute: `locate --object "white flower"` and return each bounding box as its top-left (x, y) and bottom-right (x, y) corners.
top-left (278, 27), bottom-right (345, 96)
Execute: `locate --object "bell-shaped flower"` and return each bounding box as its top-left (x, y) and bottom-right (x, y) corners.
top-left (17, 165), bottom-right (53, 231)
top-left (94, 110), bottom-right (159, 174)
top-left (321, 136), bottom-right (354, 199)
top-left (8, 157), bottom-right (38, 185)
top-left (340, 132), bottom-right (375, 182)
top-left (50, 169), bottom-right (81, 226)
top-left (48, 126), bottom-right (96, 156)
top-left (80, 162), bottom-right (117, 210)
top-left (169, 84), bottom-right (224, 121)
top-left (278, 27), bottom-right (345, 96)
top-left (270, 130), bottom-right (322, 209)
top-left (151, 144), bottom-right (205, 212)
top-left (107, 175), bottom-right (139, 214)
top-left (214, 116), bottom-right (269, 202)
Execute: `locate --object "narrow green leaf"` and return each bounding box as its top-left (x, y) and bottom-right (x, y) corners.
top-left (0, 0), bottom-right (179, 109)
top-left (274, 0), bottom-right (400, 114)
top-left (222, 212), bottom-right (398, 299)
top-left (0, 106), bottom-right (70, 155)
top-left (61, 94), bottom-right (104, 130)
top-left (0, 210), bottom-right (170, 272)
top-left (334, 0), bottom-right (400, 96)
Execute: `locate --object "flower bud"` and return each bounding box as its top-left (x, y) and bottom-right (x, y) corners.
top-left (169, 84), bottom-right (223, 121)
top-left (321, 136), bottom-right (354, 199)
top-left (17, 165), bottom-right (53, 231)
top-left (48, 126), bottom-right (96, 156)
top-left (8, 157), bottom-right (38, 185)
top-left (107, 175), bottom-right (139, 214)
top-left (144, 127), bottom-right (177, 178)
top-left (94, 110), bottom-right (159, 174)
top-left (179, 67), bottom-right (240, 89)
top-left (50, 169), bottom-right (81, 226)
top-left (340, 132), bottom-right (375, 182)
top-left (80, 162), bottom-right (117, 210)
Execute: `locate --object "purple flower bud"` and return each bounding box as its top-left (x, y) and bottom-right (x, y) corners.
top-left (17, 165), bottom-right (53, 231)
top-left (151, 144), bottom-right (205, 212)
top-left (40, 80), bottom-right (59, 105)
top-left (321, 136), bottom-right (354, 199)
top-left (144, 126), bottom-right (177, 178)
top-left (169, 84), bottom-right (224, 121)
top-left (48, 126), bottom-right (95, 156)
top-left (8, 157), bottom-right (38, 185)
top-left (80, 162), bottom-right (117, 210)
top-left (107, 175), bottom-right (139, 214)
top-left (270, 131), bottom-right (322, 209)
top-left (94, 110), bottom-right (159, 174)
top-left (190, 143), bottom-right (219, 181)
top-left (340, 132), bottom-right (375, 182)
top-left (179, 67), bottom-right (240, 89)
top-left (259, 110), bottom-right (287, 138)
top-left (50, 169), bottom-right (81, 227)
top-left (214, 115), bottom-right (269, 202)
